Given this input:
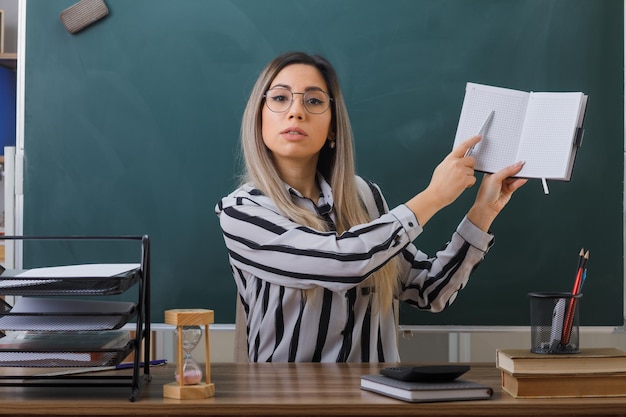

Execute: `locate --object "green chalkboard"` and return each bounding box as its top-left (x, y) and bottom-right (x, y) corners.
top-left (23, 0), bottom-right (623, 326)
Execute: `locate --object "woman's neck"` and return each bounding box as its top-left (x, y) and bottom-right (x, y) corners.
top-left (277, 162), bottom-right (320, 202)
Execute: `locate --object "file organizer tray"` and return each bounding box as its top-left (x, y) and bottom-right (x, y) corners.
top-left (0, 340), bottom-right (134, 367)
top-left (0, 309), bottom-right (137, 331)
top-left (0, 267), bottom-right (140, 296)
top-left (0, 297), bottom-right (137, 331)
top-left (0, 235), bottom-right (151, 401)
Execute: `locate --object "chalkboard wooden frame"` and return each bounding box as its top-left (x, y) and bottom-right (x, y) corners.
top-left (20, 0), bottom-right (624, 326)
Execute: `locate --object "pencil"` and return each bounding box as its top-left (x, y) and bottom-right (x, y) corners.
top-left (580, 269), bottom-right (588, 290)
top-left (573, 251), bottom-right (589, 295)
top-left (560, 250), bottom-right (589, 346)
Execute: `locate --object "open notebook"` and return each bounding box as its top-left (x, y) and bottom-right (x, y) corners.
top-left (453, 82), bottom-right (587, 181)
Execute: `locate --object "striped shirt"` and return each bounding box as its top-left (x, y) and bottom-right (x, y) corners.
top-left (215, 176), bottom-right (494, 362)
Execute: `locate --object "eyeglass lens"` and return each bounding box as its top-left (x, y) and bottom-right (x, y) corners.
top-left (265, 88), bottom-right (331, 114)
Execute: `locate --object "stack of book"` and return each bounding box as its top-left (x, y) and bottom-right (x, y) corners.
top-left (496, 348), bottom-right (626, 398)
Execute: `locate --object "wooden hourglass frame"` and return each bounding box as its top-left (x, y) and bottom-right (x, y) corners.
top-left (163, 309), bottom-right (215, 399)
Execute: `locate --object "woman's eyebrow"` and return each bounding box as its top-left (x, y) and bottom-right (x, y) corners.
top-left (269, 83), bottom-right (325, 92)
top-left (270, 83), bottom-right (291, 90)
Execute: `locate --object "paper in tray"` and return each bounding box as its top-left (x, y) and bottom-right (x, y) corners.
top-left (0, 298), bottom-right (137, 331)
top-left (0, 330), bottom-right (133, 367)
top-left (0, 344), bottom-right (134, 367)
top-left (0, 264), bottom-right (141, 296)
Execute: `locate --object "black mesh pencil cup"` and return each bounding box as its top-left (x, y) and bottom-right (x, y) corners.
top-left (528, 292), bottom-right (582, 354)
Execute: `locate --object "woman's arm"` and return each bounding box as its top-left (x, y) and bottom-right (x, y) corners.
top-left (217, 186), bottom-right (421, 292)
top-left (397, 216), bottom-right (493, 312)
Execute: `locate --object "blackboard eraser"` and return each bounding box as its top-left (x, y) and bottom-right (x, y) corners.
top-left (60, 0), bottom-right (109, 34)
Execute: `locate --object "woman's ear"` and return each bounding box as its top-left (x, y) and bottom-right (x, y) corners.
top-left (328, 126), bottom-right (336, 142)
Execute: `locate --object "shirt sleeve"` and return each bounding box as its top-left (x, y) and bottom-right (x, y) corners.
top-left (358, 181), bottom-right (495, 313)
top-left (217, 190), bottom-right (418, 292)
top-left (397, 216), bottom-right (494, 313)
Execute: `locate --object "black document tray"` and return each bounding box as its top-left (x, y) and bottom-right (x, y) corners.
top-left (0, 340), bottom-right (134, 368)
top-left (0, 267), bottom-right (140, 296)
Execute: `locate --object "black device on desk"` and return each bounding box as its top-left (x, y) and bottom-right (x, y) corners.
top-left (381, 365), bottom-right (470, 382)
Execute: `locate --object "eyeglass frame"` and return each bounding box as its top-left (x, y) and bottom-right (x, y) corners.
top-left (263, 87), bottom-right (334, 115)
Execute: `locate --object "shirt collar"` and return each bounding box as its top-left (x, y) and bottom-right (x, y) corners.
top-left (284, 173), bottom-right (334, 212)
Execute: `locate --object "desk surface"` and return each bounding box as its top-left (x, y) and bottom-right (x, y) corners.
top-left (0, 363), bottom-right (625, 416)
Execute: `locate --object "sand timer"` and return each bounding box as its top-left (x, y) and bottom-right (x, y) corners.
top-left (163, 309), bottom-right (215, 399)
top-left (175, 325), bottom-right (203, 384)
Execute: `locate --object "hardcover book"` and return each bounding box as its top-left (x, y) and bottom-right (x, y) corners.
top-left (496, 348), bottom-right (626, 375)
top-left (360, 374), bottom-right (493, 403)
top-left (453, 82), bottom-right (588, 180)
top-left (501, 370), bottom-right (626, 398)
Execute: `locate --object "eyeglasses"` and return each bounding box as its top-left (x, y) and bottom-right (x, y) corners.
top-left (263, 87), bottom-right (333, 114)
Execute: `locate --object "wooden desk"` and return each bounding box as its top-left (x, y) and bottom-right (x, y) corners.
top-left (0, 363), bottom-right (625, 416)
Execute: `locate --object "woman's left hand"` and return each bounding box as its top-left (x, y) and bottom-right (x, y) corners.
top-left (467, 161), bottom-right (528, 231)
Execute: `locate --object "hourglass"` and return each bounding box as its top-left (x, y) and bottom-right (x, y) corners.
top-left (163, 309), bottom-right (215, 399)
top-left (174, 325), bottom-right (203, 385)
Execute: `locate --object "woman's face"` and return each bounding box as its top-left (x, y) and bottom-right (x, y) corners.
top-left (261, 64), bottom-right (332, 173)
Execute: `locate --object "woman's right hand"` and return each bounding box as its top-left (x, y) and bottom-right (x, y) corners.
top-left (405, 135), bottom-right (481, 226)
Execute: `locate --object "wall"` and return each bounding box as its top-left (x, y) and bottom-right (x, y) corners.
top-left (0, 0), bottom-right (17, 53)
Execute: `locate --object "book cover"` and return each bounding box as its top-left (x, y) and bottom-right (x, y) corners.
top-left (453, 82), bottom-right (587, 180)
top-left (501, 370), bottom-right (626, 398)
top-left (496, 348), bottom-right (626, 375)
top-left (360, 374), bottom-right (493, 403)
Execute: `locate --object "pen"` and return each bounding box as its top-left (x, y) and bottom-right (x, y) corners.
top-left (465, 110), bottom-right (494, 157)
top-left (33, 359), bottom-right (167, 377)
top-left (116, 358), bottom-right (167, 369)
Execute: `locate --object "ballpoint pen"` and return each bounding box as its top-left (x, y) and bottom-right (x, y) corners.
top-left (465, 110), bottom-right (494, 157)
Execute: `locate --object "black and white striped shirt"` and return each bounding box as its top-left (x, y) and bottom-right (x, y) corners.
top-left (215, 176), bottom-right (494, 362)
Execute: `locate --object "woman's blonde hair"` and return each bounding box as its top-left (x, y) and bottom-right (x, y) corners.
top-left (239, 51), bottom-right (399, 312)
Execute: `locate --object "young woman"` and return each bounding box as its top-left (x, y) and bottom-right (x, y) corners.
top-left (216, 51), bottom-right (527, 362)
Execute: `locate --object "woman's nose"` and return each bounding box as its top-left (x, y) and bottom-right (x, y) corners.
top-left (288, 94), bottom-right (306, 118)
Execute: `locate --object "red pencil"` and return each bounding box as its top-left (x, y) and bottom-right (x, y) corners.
top-left (560, 250), bottom-right (589, 346)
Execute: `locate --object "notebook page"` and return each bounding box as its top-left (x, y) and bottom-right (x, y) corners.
top-left (516, 92), bottom-right (584, 179)
top-left (454, 83), bottom-right (528, 173)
